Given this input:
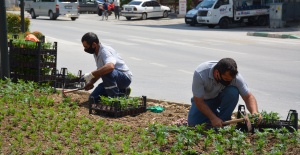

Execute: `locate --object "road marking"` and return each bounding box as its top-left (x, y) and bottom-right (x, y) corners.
top-left (204, 39), bottom-right (243, 45)
top-left (153, 39), bottom-right (194, 46)
top-left (59, 27), bottom-right (110, 34)
top-left (182, 39), bottom-right (242, 45)
top-left (46, 36), bottom-right (79, 46)
top-left (150, 62), bottom-right (167, 67)
top-left (129, 57), bottom-right (142, 61)
top-left (193, 46), bottom-right (245, 54)
top-left (103, 39), bottom-right (138, 45)
top-left (129, 38), bottom-right (165, 45)
top-left (129, 36), bottom-right (191, 45)
top-left (94, 30), bottom-right (111, 34)
top-left (178, 69), bottom-right (193, 75)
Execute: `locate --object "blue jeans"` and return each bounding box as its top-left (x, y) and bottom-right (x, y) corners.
top-left (90, 69), bottom-right (131, 103)
top-left (187, 86), bottom-right (239, 126)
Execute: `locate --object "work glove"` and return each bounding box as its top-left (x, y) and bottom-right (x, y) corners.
top-left (82, 72), bottom-right (95, 83)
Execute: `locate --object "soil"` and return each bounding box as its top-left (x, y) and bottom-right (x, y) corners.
top-left (63, 90), bottom-right (190, 128)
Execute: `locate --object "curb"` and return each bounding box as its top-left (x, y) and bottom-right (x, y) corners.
top-left (247, 32), bottom-right (300, 39)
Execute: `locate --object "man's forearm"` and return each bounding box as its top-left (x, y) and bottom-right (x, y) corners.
top-left (89, 77), bottom-right (100, 84)
top-left (92, 63), bottom-right (114, 78)
top-left (194, 97), bottom-right (218, 121)
top-left (244, 93), bottom-right (259, 114)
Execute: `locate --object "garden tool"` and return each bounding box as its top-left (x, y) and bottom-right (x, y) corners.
top-left (222, 112), bottom-right (252, 132)
top-left (62, 87), bottom-right (84, 97)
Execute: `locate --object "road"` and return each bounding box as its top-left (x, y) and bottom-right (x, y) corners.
top-left (27, 13), bottom-right (300, 118)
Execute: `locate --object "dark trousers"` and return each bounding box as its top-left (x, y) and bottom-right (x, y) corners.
top-left (187, 86), bottom-right (240, 126)
top-left (114, 6), bottom-right (120, 19)
top-left (90, 69), bottom-right (131, 103)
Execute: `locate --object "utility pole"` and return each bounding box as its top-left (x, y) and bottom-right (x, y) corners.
top-left (0, 0), bottom-right (10, 79)
top-left (20, 0), bottom-right (25, 32)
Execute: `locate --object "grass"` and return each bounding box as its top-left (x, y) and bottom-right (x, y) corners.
top-left (0, 78), bottom-right (299, 154)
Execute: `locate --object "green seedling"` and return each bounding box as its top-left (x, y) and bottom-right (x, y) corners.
top-left (1, 78), bottom-right (300, 154)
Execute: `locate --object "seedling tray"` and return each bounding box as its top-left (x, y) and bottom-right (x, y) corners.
top-left (89, 96), bottom-right (147, 118)
top-left (56, 77), bottom-right (82, 89)
top-left (56, 68), bottom-right (83, 89)
top-left (236, 105), bottom-right (298, 133)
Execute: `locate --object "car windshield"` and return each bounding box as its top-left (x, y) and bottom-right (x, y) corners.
top-left (195, 2), bottom-right (204, 9)
top-left (128, 1), bottom-right (142, 5)
top-left (199, 0), bottom-right (216, 8)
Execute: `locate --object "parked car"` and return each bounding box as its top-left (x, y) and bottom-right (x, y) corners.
top-left (25, 0), bottom-right (79, 21)
top-left (121, 0), bottom-right (170, 20)
top-left (78, 0), bottom-right (113, 15)
top-left (79, 0), bottom-right (102, 13)
top-left (185, 1), bottom-right (203, 26)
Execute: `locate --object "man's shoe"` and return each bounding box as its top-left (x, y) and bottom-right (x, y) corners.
top-left (125, 87), bottom-right (131, 97)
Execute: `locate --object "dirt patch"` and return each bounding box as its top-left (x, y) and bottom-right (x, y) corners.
top-left (64, 90), bottom-right (190, 128)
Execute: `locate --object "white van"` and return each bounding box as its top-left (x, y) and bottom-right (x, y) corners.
top-left (25, 0), bottom-right (80, 21)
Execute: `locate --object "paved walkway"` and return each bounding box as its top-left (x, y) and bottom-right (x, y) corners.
top-left (245, 21), bottom-right (300, 39)
top-left (171, 13), bottom-right (300, 39)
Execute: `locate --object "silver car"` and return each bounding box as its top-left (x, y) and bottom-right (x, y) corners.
top-left (121, 0), bottom-right (170, 20)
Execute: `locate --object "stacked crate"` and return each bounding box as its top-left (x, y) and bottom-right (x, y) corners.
top-left (9, 40), bottom-right (57, 87)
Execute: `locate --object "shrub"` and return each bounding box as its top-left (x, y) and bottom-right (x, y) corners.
top-left (6, 13), bottom-right (30, 34)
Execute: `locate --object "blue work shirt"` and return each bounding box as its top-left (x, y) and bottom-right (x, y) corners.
top-left (94, 44), bottom-right (132, 80)
top-left (192, 61), bottom-right (249, 99)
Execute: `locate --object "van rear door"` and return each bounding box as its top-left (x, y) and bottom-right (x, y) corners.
top-left (57, 0), bottom-right (79, 17)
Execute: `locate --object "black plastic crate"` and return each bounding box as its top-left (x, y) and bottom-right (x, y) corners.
top-left (89, 96), bottom-right (147, 118)
top-left (9, 40), bottom-right (57, 87)
top-left (236, 105), bottom-right (298, 132)
top-left (56, 68), bottom-right (84, 89)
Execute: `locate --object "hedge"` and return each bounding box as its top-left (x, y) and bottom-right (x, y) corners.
top-left (6, 12), bottom-right (30, 34)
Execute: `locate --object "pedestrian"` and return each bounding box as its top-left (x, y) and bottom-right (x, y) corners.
top-left (187, 58), bottom-right (261, 127)
top-left (81, 32), bottom-right (132, 103)
top-left (113, 0), bottom-right (120, 20)
top-left (102, 0), bottom-right (109, 20)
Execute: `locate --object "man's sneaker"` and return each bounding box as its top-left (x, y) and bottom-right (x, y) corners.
top-left (125, 87), bottom-right (131, 97)
top-left (119, 87), bottom-right (131, 98)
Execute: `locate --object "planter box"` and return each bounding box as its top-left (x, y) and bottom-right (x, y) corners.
top-left (9, 40), bottom-right (57, 87)
top-left (89, 96), bottom-right (147, 118)
top-left (236, 105), bottom-right (298, 133)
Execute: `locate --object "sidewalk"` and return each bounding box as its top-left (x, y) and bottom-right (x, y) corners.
top-left (246, 21), bottom-right (300, 39)
top-left (171, 12), bottom-right (300, 39)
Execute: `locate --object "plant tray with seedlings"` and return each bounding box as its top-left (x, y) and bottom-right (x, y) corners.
top-left (236, 105), bottom-right (298, 133)
top-left (56, 68), bottom-right (84, 89)
top-left (89, 96), bottom-right (147, 118)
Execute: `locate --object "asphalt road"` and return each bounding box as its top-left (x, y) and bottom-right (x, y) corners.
top-left (25, 12), bottom-right (300, 118)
